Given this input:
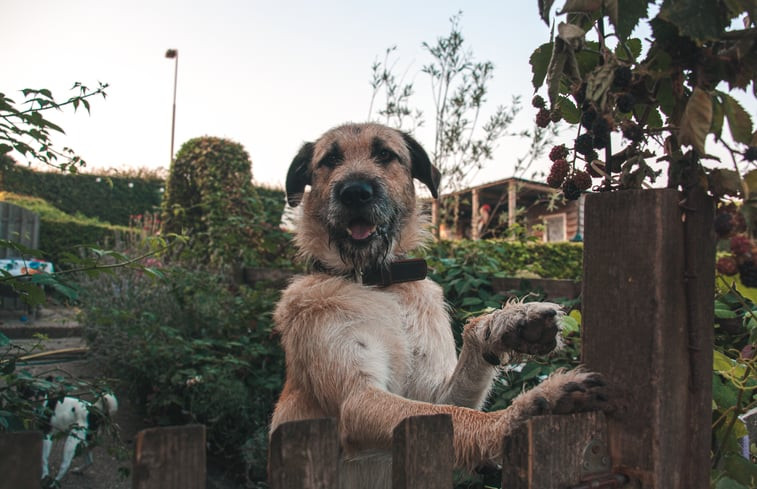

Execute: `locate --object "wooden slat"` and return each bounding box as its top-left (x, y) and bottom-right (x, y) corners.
top-left (132, 424), bottom-right (206, 489)
top-left (502, 412), bottom-right (608, 489)
top-left (0, 431), bottom-right (42, 489)
top-left (268, 418), bottom-right (339, 489)
top-left (392, 414), bottom-right (453, 489)
top-left (581, 189), bottom-right (714, 489)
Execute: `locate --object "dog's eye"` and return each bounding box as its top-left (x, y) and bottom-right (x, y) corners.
top-left (375, 149), bottom-right (395, 164)
top-left (319, 152), bottom-right (342, 169)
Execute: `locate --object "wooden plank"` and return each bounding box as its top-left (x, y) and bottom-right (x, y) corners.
top-left (132, 424), bottom-right (206, 489)
top-left (0, 431), bottom-right (42, 489)
top-left (268, 418), bottom-right (339, 489)
top-left (392, 414), bottom-right (453, 489)
top-left (581, 189), bottom-right (714, 489)
top-left (501, 412), bottom-right (608, 489)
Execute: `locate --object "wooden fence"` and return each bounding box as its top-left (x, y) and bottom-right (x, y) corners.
top-left (0, 202), bottom-right (39, 258)
top-left (0, 188), bottom-right (716, 489)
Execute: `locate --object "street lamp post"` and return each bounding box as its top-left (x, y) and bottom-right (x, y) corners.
top-left (165, 49), bottom-right (179, 166)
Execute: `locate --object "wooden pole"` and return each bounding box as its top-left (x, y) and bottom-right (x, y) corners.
top-left (581, 189), bottom-right (714, 488)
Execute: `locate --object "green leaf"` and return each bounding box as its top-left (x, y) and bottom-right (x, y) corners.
top-left (530, 43), bottom-right (553, 91)
top-left (720, 92), bottom-right (754, 145)
top-left (538, 0), bottom-right (556, 25)
top-left (715, 475), bottom-right (750, 489)
top-left (659, 0), bottom-right (730, 42)
top-left (722, 453), bottom-right (757, 487)
top-left (615, 38), bottom-right (642, 62)
top-left (557, 96), bottom-right (580, 124)
top-left (614, 0), bottom-right (649, 40)
top-left (708, 168), bottom-right (743, 198)
top-left (678, 88), bottom-right (713, 155)
top-left (711, 95), bottom-right (725, 139)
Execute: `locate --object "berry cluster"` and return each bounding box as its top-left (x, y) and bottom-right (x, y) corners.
top-left (714, 204), bottom-right (757, 287)
top-left (546, 147), bottom-right (594, 200)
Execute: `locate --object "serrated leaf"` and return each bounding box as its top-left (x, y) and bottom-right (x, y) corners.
top-left (615, 38), bottom-right (642, 62)
top-left (557, 96), bottom-right (580, 124)
top-left (720, 92), bottom-right (754, 145)
top-left (530, 43), bottom-right (554, 91)
top-left (538, 0), bottom-right (556, 25)
top-left (604, 0), bottom-right (619, 29)
top-left (708, 168), bottom-right (743, 198)
top-left (678, 88), bottom-right (713, 155)
top-left (614, 0), bottom-right (649, 39)
top-left (559, 0), bottom-right (602, 14)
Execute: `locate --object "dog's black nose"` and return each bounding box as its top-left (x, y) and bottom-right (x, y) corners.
top-left (339, 181), bottom-right (374, 206)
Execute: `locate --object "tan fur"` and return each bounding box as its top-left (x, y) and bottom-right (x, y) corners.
top-left (271, 123), bottom-right (608, 488)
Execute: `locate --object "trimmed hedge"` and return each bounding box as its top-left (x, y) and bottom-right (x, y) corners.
top-left (420, 239), bottom-right (583, 281)
top-left (0, 192), bottom-right (126, 264)
top-left (0, 165), bottom-right (163, 226)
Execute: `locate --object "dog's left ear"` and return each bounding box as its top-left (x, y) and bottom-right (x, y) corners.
top-left (285, 142), bottom-right (314, 207)
top-left (402, 132), bottom-right (441, 199)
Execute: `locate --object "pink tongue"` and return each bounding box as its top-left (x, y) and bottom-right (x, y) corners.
top-left (349, 222), bottom-right (374, 240)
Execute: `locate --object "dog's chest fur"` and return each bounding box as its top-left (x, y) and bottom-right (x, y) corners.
top-left (274, 274), bottom-right (456, 404)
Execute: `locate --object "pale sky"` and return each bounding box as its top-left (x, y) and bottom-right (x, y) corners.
top-left (4, 1), bottom-right (755, 189)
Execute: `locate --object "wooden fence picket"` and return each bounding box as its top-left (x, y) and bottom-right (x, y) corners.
top-left (0, 431), bottom-right (42, 489)
top-left (392, 414), bottom-right (454, 489)
top-left (268, 417), bottom-right (340, 489)
top-left (132, 424), bottom-right (206, 489)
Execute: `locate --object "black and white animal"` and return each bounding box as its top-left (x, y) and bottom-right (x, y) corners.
top-left (40, 393), bottom-right (118, 484)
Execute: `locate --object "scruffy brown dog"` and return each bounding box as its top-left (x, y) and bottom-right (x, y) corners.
top-left (271, 122), bottom-right (609, 488)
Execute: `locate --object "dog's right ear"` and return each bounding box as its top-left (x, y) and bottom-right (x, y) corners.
top-left (286, 142), bottom-right (314, 207)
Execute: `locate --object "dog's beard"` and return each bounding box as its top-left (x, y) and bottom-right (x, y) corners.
top-left (323, 198), bottom-right (406, 272)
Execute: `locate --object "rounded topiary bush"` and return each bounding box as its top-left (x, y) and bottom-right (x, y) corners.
top-left (161, 137), bottom-right (265, 266)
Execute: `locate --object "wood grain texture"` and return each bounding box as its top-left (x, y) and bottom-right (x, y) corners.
top-left (132, 424), bottom-right (206, 489)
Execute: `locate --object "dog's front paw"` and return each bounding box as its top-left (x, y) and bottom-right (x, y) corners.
top-left (519, 370), bottom-right (611, 416)
top-left (468, 302), bottom-right (563, 363)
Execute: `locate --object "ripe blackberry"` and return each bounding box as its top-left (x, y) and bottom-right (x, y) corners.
top-left (562, 178), bottom-right (582, 201)
top-left (622, 122), bottom-right (644, 143)
top-left (714, 212), bottom-right (735, 238)
top-left (717, 256), bottom-right (739, 276)
top-left (592, 118), bottom-right (611, 149)
top-left (593, 130), bottom-right (610, 149)
top-left (572, 170), bottom-right (593, 190)
top-left (532, 95), bottom-right (546, 108)
top-left (731, 235), bottom-right (752, 256)
top-left (612, 65), bottom-right (632, 90)
top-left (739, 260), bottom-right (757, 288)
top-left (616, 93), bottom-right (636, 113)
top-left (745, 146), bottom-right (757, 162)
top-left (549, 144), bottom-right (569, 162)
top-left (536, 108), bottom-right (551, 128)
top-left (547, 159), bottom-right (570, 188)
top-left (580, 106), bottom-right (597, 130)
top-left (575, 133), bottom-right (594, 157)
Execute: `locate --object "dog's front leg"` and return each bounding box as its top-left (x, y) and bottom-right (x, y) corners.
top-left (435, 302), bottom-right (563, 408)
top-left (41, 435), bottom-right (52, 479)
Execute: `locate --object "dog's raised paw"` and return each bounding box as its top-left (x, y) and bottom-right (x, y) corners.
top-left (479, 302), bottom-right (563, 358)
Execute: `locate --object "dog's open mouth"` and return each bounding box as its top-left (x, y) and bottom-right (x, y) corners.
top-left (346, 218), bottom-right (377, 241)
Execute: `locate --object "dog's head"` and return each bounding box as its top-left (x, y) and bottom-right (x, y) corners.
top-left (286, 123), bottom-right (440, 273)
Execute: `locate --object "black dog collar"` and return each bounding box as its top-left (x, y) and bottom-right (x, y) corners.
top-left (311, 258), bottom-right (428, 287)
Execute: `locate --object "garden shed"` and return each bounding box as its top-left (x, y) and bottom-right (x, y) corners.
top-left (428, 177), bottom-right (582, 242)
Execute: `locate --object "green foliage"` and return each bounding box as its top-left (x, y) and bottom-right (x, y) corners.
top-left (0, 82), bottom-right (108, 172)
top-left (78, 267), bottom-right (284, 481)
top-left (530, 0), bottom-right (756, 198)
top-left (162, 137), bottom-right (291, 268)
top-left (0, 163), bottom-right (164, 226)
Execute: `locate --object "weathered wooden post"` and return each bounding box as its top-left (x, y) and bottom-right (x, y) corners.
top-left (581, 188), bottom-right (715, 488)
top-left (0, 431), bottom-right (42, 489)
top-left (502, 412), bottom-right (616, 489)
top-left (268, 418), bottom-right (339, 489)
top-left (392, 414), bottom-right (454, 489)
top-left (132, 424), bottom-right (206, 489)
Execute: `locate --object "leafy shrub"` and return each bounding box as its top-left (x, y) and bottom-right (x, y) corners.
top-left (161, 137), bottom-right (291, 268)
top-left (78, 266), bottom-right (284, 482)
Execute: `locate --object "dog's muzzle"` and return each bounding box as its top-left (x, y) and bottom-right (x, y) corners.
top-left (335, 179), bottom-right (380, 242)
